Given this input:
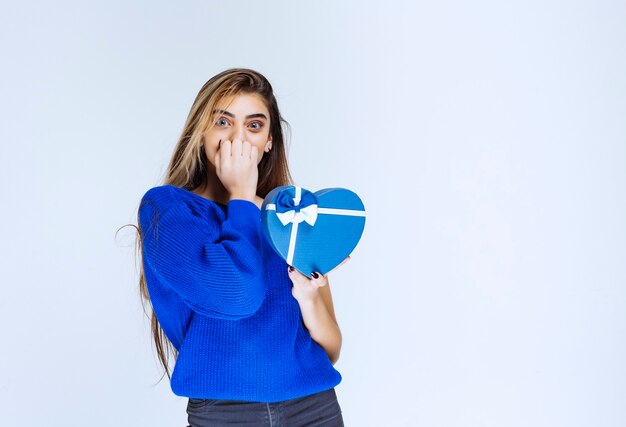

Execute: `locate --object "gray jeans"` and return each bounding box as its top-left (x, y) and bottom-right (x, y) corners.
top-left (186, 387), bottom-right (344, 426)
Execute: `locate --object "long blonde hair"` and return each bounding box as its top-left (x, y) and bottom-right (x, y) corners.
top-left (123, 68), bottom-right (294, 383)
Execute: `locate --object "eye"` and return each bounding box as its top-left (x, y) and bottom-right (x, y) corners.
top-left (216, 117), bottom-right (229, 127)
top-left (250, 121), bottom-right (263, 130)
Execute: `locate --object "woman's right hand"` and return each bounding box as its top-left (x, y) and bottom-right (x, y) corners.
top-left (214, 137), bottom-right (259, 202)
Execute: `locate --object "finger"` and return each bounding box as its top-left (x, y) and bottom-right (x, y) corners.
top-left (232, 137), bottom-right (242, 156)
top-left (311, 272), bottom-right (328, 287)
top-left (242, 139), bottom-right (251, 159)
top-left (314, 275), bottom-right (327, 287)
top-left (287, 265), bottom-right (308, 280)
top-left (222, 138), bottom-right (232, 158)
top-left (287, 265), bottom-right (298, 277)
top-left (250, 143), bottom-right (259, 162)
top-left (309, 271), bottom-right (325, 284)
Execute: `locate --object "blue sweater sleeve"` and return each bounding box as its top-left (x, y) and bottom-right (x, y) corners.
top-left (138, 187), bottom-right (266, 319)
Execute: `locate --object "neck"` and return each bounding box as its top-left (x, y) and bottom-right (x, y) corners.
top-left (196, 166), bottom-right (230, 204)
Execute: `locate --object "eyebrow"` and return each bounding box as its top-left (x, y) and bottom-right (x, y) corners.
top-left (212, 109), bottom-right (268, 120)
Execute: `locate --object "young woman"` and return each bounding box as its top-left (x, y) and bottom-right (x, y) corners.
top-left (136, 68), bottom-right (349, 426)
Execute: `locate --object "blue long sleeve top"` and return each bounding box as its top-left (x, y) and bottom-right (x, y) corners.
top-left (138, 184), bottom-right (342, 402)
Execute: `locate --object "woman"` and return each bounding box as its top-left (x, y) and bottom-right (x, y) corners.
top-left (136, 68), bottom-right (349, 426)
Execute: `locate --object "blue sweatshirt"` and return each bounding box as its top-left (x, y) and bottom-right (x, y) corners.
top-left (138, 184), bottom-right (342, 402)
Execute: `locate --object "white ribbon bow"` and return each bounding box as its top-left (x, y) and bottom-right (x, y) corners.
top-left (275, 204), bottom-right (318, 226)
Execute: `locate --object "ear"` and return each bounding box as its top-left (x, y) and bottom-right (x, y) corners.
top-left (265, 138), bottom-right (273, 152)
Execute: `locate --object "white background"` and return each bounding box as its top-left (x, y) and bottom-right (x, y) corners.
top-left (1, 1), bottom-right (624, 426)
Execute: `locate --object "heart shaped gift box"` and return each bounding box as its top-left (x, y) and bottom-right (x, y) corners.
top-left (260, 185), bottom-right (366, 277)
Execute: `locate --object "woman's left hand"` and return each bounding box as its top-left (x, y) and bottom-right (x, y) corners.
top-left (287, 256), bottom-right (351, 303)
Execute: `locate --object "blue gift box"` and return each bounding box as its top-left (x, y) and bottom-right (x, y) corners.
top-left (260, 185), bottom-right (366, 277)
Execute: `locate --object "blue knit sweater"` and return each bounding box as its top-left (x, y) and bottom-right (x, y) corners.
top-left (138, 184), bottom-right (342, 402)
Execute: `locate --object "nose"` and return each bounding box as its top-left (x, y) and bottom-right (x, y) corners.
top-left (231, 125), bottom-right (245, 142)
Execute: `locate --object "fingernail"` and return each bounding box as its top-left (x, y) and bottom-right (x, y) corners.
top-left (311, 272), bottom-right (319, 278)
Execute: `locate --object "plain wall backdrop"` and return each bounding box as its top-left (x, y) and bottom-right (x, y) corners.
top-left (1, 1), bottom-right (624, 426)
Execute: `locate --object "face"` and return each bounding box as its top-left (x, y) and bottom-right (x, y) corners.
top-left (202, 92), bottom-right (273, 168)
